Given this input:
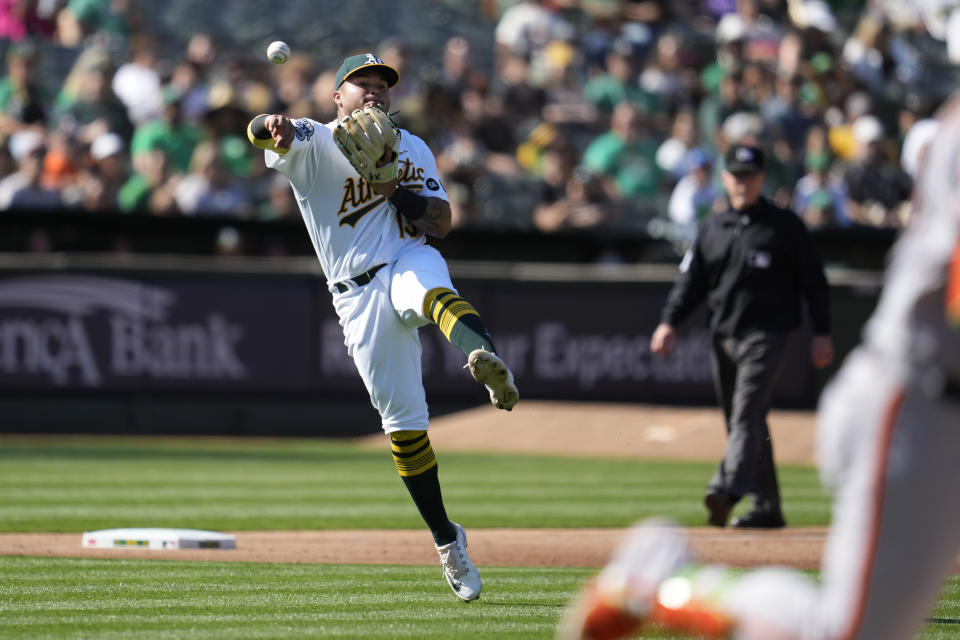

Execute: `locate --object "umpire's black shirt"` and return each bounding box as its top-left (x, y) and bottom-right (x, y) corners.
top-left (660, 196), bottom-right (830, 338)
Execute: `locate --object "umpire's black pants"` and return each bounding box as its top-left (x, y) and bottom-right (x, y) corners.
top-left (707, 330), bottom-right (790, 513)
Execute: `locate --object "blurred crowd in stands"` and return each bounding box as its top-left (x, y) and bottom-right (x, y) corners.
top-left (0, 0), bottom-right (956, 252)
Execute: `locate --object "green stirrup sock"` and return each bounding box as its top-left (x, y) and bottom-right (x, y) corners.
top-left (391, 431), bottom-right (457, 546)
top-left (423, 287), bottom-right (497, 357)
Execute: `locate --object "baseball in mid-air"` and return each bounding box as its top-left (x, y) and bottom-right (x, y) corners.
top-left (267, 40), bottom-right (290, 64)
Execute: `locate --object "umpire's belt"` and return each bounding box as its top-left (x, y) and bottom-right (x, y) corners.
top-left (333, 263), bottom-right (387, 293)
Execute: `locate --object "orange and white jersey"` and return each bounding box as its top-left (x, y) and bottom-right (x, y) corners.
top-left (861, 92), bottom-right (960, 389)
top-left (695, 91), bottom-right (960, 640)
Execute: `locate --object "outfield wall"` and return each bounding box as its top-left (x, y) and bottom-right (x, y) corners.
top-left (0, 254), bottom-right (883, 436)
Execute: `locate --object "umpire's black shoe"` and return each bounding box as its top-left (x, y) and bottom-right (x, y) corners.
top-left (704, 491), bottom-right (733, 527)
top-left (730, 510), bottom-right (786, 529)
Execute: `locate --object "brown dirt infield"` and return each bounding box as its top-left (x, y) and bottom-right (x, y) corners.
top-left (1, 402), bottom-right (839, 569)
top-left (0, 527), bottom-right (830, 570)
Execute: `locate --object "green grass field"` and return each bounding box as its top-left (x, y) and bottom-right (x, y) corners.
top-left (0, 436), bottom-right (957, 639)
top-left (0, 436), bottom-right (829, 531)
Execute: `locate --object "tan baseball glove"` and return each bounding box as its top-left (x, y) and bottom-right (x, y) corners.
top-left (332, 106), bottom-right (401, 184)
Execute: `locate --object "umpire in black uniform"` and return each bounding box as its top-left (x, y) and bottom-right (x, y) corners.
top-left (651, 144), bottom-right (835, 528)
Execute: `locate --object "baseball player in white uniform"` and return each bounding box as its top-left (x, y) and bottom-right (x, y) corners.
top-left (558, 90), bottom-right (960, 640)
top-left (247, 53), bottom-right (518, 602)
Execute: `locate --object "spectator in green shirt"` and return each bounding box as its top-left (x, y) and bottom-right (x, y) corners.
top-left (0, 42), bottom-right (50, 139)
top-left (117, 147), bottom-right (178, 214)
top-left (52, 48), bottom-right (132, 145)
top-left (129, 86), bottom-right (203, 174)
top-left (57, 0), bottom-right (135, 48)
top-left (584, 38), bottom-right (661, 117)
top-left (583, 101), bottom-right (663, 201)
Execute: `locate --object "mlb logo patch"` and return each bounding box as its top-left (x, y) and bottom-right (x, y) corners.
top-left (747, 250), bottom-right (771, 268)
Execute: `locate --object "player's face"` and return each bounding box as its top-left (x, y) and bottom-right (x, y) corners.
top-left (334, 69), bottom-right (391, 116)
top-left (722, 170), bottom-right (764, 210)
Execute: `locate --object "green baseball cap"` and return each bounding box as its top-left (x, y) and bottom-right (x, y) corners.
top-left (334, 53), bottom-right (399, 89)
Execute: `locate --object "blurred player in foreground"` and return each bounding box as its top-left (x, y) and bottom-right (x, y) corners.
top-left (247, 53), bottom-right (519, 602)
top-left (558, 89), bottom-right (960, 639)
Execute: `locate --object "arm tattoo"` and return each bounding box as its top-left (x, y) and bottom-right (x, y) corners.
top-left (411, 197), bottom-right (451, 237)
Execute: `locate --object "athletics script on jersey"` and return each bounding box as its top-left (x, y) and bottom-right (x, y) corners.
top-left (337, 156), bottom-right (433, 232)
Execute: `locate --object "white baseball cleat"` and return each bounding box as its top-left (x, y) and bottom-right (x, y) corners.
top-left (436, 522), bottom-right (482, 602)
top-left (557, 519), bottom-right (731, 640)
top-left (468, 348), bottom-right (519, 411)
